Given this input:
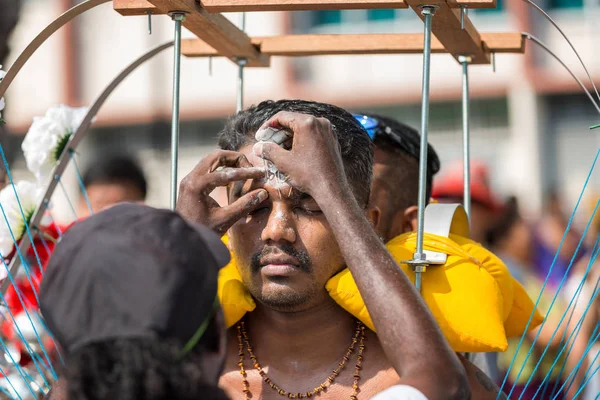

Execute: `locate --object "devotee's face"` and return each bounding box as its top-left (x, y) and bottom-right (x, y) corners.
top-left (228, 145), bottom-right (346, 312)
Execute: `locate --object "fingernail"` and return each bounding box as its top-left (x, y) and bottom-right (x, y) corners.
top-left (257, 190), bottom-right (268, 202)
top-left (253, 142), bottom-right (264, 158)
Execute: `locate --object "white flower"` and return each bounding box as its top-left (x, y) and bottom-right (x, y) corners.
top-left (0, 181), bottom-right (43, 257)
top-left (21, 105), bottom-right (88, 183)
top-left (0, 65), bottom-right (6, 122)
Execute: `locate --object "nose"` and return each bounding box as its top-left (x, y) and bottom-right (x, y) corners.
top-left (261, 204), bottom-right (297, 244)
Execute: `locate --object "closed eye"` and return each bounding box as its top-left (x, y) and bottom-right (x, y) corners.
top-left (293, 206), bottom-right (323, 216)
top-left (249, 206), bottom-right (270, 215)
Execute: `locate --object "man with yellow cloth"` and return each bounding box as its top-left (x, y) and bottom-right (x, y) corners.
top-left (176, 100), bottom-right (541, 399)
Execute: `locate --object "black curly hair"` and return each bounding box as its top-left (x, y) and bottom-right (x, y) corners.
top-left (217, 99), bottom-right (373, 206)
top-left (65, 323), bottom-right (228, 400)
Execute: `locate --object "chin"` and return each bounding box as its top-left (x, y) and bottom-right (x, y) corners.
top-left (252, 284), bottom-right (315, 312)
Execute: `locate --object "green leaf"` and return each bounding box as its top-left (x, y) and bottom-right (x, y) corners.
top-left (53, 132), bottom-right (73, 162)
top-left (590, 124), bottom-right (600, 130)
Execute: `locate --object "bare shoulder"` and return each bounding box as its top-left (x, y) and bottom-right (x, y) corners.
top-left (458, 354), bottom-right (507, 400)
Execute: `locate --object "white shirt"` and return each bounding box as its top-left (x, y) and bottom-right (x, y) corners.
top-left (371, 385), bottom-right (429, 400)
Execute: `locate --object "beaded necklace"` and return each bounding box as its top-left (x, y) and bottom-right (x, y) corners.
top-left (236, 320), bottom-right (365, 399)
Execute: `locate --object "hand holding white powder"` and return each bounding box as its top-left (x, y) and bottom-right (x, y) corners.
top-left (255, 126), bottom-right (293, 197)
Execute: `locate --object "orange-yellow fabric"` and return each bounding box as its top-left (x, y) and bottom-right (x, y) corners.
top-left (218, 233), bottom-right (543, 352)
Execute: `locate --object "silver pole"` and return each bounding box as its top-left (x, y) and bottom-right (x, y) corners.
top-left (414, 5), bottom-right (437, 293)
top-left (170, 12), bottom-right (185, 210)
top-left (147, 11), bottom-right (152, 35)
top-left (236, 13), bottom-right (247, 112)
top-left (459, 55), bottom-right (472, 222)
top-left (236, 58), bottom-right (247, 112)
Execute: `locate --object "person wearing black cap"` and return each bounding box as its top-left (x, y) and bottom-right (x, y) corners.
top-left (40, 203), bottom-right (230, 400)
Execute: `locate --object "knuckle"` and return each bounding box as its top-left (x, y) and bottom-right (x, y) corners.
top-left (303, 116), bottom-right (318, 128)
top-left (179, 176), bottom-right (193, 192)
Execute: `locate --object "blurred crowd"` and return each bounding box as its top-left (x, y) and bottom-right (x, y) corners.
top-left (433, 160), bottom-right (599, 400)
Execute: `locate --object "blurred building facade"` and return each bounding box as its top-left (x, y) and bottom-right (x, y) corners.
top-left (2, 0), bottom-right (599, 224)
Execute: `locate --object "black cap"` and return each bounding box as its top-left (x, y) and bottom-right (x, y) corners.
top-left (39, 203), bottom-right (230, 355)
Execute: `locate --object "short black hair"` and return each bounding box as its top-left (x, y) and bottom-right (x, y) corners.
top-left (83, 154), bottom-right (148, 199)
top-left (218, 99), bottom-right (373, 205)
top-left (360, 112), bottom-right (440, 209)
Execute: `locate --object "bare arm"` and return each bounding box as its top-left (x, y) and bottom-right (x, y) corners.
top-left (256, 112), bottom-right (470, 400)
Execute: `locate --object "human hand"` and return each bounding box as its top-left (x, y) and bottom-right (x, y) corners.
top-left (252, 112), bottom-right (350, 203)
top-left (176, 150), bottom-right (267, 235)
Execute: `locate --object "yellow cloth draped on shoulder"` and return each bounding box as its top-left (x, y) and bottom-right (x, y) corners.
top-left (218, 233), bottom-right (544, 353)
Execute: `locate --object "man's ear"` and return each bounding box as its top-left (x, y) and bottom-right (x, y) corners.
top-left (404, 205), bottom-right (419, 233)
top-left (366, 205), bottom-right (381, 231)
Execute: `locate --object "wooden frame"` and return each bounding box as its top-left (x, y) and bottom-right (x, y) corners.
top-left (114, 0), bottom-right (524, 66)
top-left (181, 33), bottom-right (524, 57)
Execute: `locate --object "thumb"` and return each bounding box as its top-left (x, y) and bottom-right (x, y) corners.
top-left (253, 142), bottom-right (290, 171)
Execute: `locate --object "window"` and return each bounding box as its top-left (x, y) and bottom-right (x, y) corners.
top-left (475, 0), bottom-right (504, 14)
top-left (367, 9), bottom-right (396, 21)
top-left (313, 10), bottom-right (342, 26)
top-left (549, 0), bottom-right (583, 8)
top-left (311, 9), bottom-right (397, 27)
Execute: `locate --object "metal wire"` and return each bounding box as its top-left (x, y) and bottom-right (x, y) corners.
top-left (69, 151), bottom-right (93, 216)
top-left (497, 149), bottom-right (599, 398)
top-left (170, 13), bottom-right (185, 211)
top-left (0, 146), bottom-right (45, 285)
top-left (513, 202), bottom-right (599, 399)
top-left (57, 179), bottom-right (78, 221)
top-left (532, 244), bottom-right (600, 398)
top-left (413, 5), bottom-right (437, 293)
top-left (236, 12), bottom-right (247, 112)
top-left (523, 33), bottom-right (600, 115)
top-left (460, 56), bottom-right (471, 222)
top-left (522, 0), bottom-right (600, 104)
top-left (546, 241), bottom-right (600, 398)
top-left (0, 255), bottom-right (55, 384)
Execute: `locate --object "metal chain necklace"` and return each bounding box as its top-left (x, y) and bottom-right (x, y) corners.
top-left (236, 320), bottom-right (366, 399)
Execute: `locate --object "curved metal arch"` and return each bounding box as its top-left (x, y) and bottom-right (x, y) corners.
top-left (0, 41), bottom-right (175, 295)
top-left (0, 0), bottom-right (112, 98)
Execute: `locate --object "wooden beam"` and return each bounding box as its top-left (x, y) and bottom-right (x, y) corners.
top-left (407, 0), bottom-right (490, 64)
top-left (116, 0), bottom-right (496, 15)
top-left (114, 0), bottom-right (163, 15)
top-left (482, 32), bottom-right (524, 53)
top-left (181, 33), bottom-right (524, 58)
top-left (145, 0), bottom-right (269, 67)
top-left (447, 0), bottom-right (496, 8)
top-left (200, 0), bottom-right (407, 12)
top-left (199, 0), bottom-right (496, 12)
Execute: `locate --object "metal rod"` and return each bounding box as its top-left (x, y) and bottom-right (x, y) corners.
top-left (147, 11), bottom-right (152, 35)
top-left (460, 5), bottom-right (466, 30)
top-left (1, 41), bottom-right (175, 295)
top-left (208, 56), bottom-right (213, 76)
top-left (236, 58), bottom-right (247, 112)
top-left (459, 55), bottom-right (472, 223)
top-left (170, 13), bottom-right (186, 210)
top-left (236, 12), bottom-right (247, 112)
top-left (492, 51), bottom-right (496, 73)
top-left (414, 5), bottom-right (437, 293)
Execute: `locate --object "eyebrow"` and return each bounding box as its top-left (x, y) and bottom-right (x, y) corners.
top-left (231, 180), bottom-right (314, 203)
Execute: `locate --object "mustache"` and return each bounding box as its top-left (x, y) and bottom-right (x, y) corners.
top-left (250, 244), bottom-right (312, 274)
